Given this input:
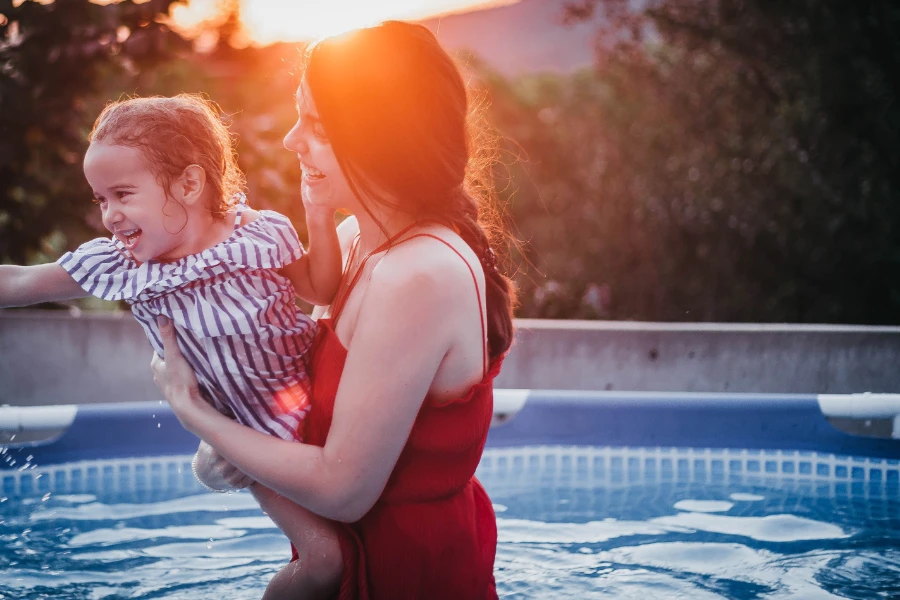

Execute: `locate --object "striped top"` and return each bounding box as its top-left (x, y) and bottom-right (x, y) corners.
top-left (57, 196), bottom-right (315, 441)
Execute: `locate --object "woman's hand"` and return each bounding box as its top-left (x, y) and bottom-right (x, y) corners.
top-left (192, 440), bottom-right (253, 491)
top-left (150, 315), bottom-right (210, 432)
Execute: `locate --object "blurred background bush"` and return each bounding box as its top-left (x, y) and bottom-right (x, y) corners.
top-left (2, 0), bottom-right (898, 323)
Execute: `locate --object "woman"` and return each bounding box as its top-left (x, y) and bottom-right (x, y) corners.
top-left (151, 20), bottom-right (516, 599)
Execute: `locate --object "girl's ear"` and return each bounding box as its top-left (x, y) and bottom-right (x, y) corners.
top-left (176, 164), bottom-right (207, 207)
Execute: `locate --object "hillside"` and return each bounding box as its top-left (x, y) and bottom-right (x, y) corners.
top-left (421, 0), bottom-right (600, 74)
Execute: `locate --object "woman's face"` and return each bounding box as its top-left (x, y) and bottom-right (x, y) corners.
top-left (283, 81), bottom-right (353, 210)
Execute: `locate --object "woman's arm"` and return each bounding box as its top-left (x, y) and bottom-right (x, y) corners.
top-left (0, 263), bottom-right (88, 308)
top-left (153, 252), bottom-right (458, 522)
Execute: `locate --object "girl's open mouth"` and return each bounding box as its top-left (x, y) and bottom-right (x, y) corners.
top-left (118, 228), bottom-right (142, 250)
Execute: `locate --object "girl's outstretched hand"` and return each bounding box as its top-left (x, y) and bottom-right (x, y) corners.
top-left (151, 315), bottom-right (207, 430)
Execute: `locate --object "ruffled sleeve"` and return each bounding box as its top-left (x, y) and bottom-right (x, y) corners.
top-left (225, 210), bottom-right (306, 270)
top-left (56, 237), bottom-right (138, 302)
top-left (56, 211), bottom-right (306, 305)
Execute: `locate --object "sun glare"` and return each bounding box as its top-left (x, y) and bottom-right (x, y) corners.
top-left (171, 0), bottom-right (517, 45)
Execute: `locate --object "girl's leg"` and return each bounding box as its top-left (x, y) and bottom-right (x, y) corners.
top-left (251, 484), bottom-right (343, 600)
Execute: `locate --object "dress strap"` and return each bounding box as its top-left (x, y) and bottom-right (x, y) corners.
top-left (330, 235), bottom-right (362, 323)
top-left (331, 228), bottom-right (489, 377)
top-left (401, 234), bottom-right (489, 377)
top-left (330, 221), bottom-right (418, 324)
top-left (232, 192), bottom-right (247, 230)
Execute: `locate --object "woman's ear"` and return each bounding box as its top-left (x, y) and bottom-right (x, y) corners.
top-left (176, 164), bottom-right (207, 207)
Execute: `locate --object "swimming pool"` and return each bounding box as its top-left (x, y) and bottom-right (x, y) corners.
top-left (3, 391), bottom-right (900, 598)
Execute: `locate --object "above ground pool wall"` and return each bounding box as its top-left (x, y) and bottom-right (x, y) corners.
top-left (2, 310), bottom-right (900, 406)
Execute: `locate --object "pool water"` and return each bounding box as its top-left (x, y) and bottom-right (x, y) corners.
top-left (2, 445), bottom-right (900, 599)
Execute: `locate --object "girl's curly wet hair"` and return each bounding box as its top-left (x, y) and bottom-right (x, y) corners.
top-left (89, 93), bottom-right (245, 219)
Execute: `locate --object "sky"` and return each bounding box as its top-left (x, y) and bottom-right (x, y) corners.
top-left (171, 0), bottom-right (519, 45)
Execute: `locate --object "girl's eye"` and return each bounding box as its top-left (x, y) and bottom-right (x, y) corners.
top-left (91, 198), bottom-right (106, 207)
top-left (312, 123), bottom-right (327, 140)
top-left (116, 191), bottom-right (131, 200)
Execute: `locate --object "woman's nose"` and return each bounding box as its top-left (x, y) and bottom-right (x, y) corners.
top-left (283, 122), bottom-right (307, 153)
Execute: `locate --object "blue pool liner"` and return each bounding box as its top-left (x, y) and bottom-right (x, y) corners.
top-left (2, 391), bottom-right (900, 468)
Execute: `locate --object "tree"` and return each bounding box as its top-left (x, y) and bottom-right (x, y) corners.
top-left (0, 0), bottom-right (188, 264)
top-left (510, 0), bottom-right (900, 323)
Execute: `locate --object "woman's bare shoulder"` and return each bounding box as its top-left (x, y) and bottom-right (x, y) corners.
top-left (373, 229), bottom-right (482, 300)
top-left (336, 215), bottom-right (360, 250)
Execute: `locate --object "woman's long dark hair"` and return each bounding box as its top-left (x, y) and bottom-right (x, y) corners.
top-left (302, 21), bottom-right (516, 359)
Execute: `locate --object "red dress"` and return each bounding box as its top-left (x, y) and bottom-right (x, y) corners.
top-left (299, 232), bottom-right (502, 600)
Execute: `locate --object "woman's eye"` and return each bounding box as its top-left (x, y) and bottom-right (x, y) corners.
top-left (116, 191), bottom-right (130, 200)
top-left (92, 198), bottom-right (106, 207)
top-left (313, 124), bottom-right (327, 140)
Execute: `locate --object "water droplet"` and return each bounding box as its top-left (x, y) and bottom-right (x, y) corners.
top-left (41, 493), bottom-right (51, 502)
top-left (0, 497), bottom-right (7, 503)
top-left (26, 455), bottom-right (33, 461)
top-left (206, 539), bottom-right (213, 549)
top-left (157, 423), bottom-right (161, 428)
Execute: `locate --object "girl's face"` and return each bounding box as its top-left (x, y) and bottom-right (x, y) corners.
top-left (83, 142), bottom-right (192, 263)
top-left (283, 82), bottom-right (353, 210)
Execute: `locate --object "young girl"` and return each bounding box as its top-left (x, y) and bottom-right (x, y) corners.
top-left (0, 93), bottom-right (341, 447)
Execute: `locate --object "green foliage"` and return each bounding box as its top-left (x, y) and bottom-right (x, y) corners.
top-left (495, 0), bottom-right (900, 322)
top-left (4, 0), bottom-right (899, 324)
top-left (0, 0), bottom-right (187, 264)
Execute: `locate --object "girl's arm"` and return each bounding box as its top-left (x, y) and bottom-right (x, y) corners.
top-left (281, 205), bottom-right (342, 307)
top-left (0, 264), bottom-right (88, 308)
top-left (153, 248), bottom-right (460, 523)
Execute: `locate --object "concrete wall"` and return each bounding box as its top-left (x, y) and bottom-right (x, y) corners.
top-left (2, 310), bottom-right (899, 406)
top-left (501, 318), bottom-right (900, 394)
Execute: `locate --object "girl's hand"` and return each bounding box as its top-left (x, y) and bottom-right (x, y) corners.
top-left (150, 315), bottom-right (209, 431)
top-left (192, 440), bottom-right (253, 491)
top-left (301, 180), bottom-right (337, 220)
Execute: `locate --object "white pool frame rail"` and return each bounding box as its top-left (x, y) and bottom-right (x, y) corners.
top-left (0, 404), bottom-right (77, 443)
top-left (4, 391), bottom-right (900, 439)
top-left (817, 393), bottom-right (900, 439)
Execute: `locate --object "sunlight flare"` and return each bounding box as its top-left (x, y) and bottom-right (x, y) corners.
top-left (171, 0), bottom-right (518, 45)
